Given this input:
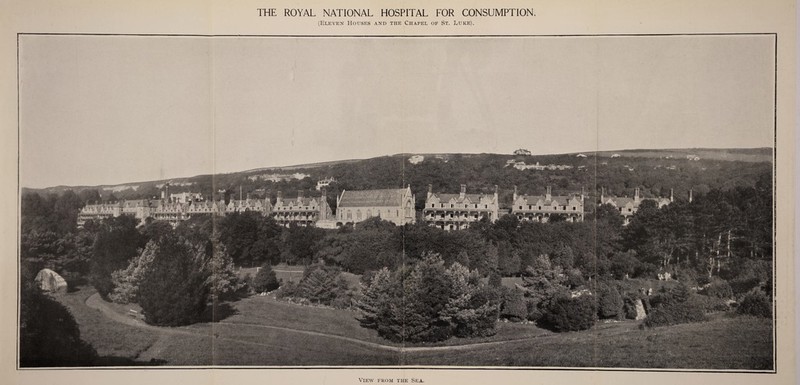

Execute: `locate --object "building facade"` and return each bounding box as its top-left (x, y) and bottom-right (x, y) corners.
top-left (600, 187), bottom-right (673, 225)
top-left (272, 190), bottom-right (333, 227)
top-left (423, 184), bottom-right (499, 231)
top-left (336, 186), bottom-right (415, 226)
top-left (511, 186), bottom-right (585, 223)
top-left (78, 194), bottom-right (272, 228)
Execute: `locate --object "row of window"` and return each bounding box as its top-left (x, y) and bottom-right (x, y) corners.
top-left (429, 203), bottom-right (492, 209)
top-left (515, 205), bottom-right (580, 211)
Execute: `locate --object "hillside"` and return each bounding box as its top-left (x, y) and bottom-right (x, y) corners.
top-left (23, 147), bottom-right (772, 211)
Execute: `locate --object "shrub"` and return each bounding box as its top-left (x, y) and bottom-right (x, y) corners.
top-left (251, 264), bottom-right (280, 293)
top-left (641, 299), bottom-right (706, 328)
top-left (596, 282), bottom-right (624, 319)
top-left (137, 235), bottom-right (210, 326)
top-left (703, 279), bottom-right (733, 299)
top-left (540, 295), bottom-right (598, 332)
top-left (526, 299), bottom-right (545, 322)
top-left (20, 285), bottom-right (98, 366)
top-left (688, 294), bottom-right (730, 313)
top-left (729, 277), bottom-right (762, 296)
top-left (737, 289), bottom-right (772, 318)
top-left (356, 254), bottom-right (499, 342)
top-left (499, 288), bottom-right (527, 321)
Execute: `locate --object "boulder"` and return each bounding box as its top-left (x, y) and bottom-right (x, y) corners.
top-left (35, 268), bottom-right (68, 294)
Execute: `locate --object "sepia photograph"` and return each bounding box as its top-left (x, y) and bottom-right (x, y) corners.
top-left (15, 34), bottom-right (779, 371)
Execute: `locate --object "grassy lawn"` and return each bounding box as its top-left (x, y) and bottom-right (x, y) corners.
top-left (55, 287), bottom-right (160, 364)
top-left (57, 285), bottom-right (773, 368)
top-left (402, 313), bottom-right (774, 369)
top-left (224, 296), bottom-right (551, 348)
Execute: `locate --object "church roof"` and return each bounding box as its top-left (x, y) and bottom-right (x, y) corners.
top-left (338, 188), bottom-right (408, 208)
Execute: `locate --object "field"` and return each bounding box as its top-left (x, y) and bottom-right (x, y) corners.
top-left (55, 286), bottom-right (773, 369)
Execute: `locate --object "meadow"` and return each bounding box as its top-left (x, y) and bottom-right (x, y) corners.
top-left (56, 285), bottom-right (773, 369)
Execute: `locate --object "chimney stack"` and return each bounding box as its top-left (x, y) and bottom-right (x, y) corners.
top-left (427, 184), bottom-right (433, 199)
top-left (460, 184), bottom-right (466, 199)
top-left (670, 188), bottom-right (674, 202)
top-left (546, 186), bottom-right (552, 201)
top-left (297, 190), bottom-right (304, 203)
top-left (689, 188), bottom-right (693, 203)
top-left (600, 187), bottom-right (605, 203)
top-left (513, 185), bottom-right (518, 202)
top-left (634, 187), bottom-right (640, 202)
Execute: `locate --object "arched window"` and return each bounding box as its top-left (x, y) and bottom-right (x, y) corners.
top-left (347, 210), bottom-right (352, 220)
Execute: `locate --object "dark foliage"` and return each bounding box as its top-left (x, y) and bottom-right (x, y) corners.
top-left (737, 289), bottom-right (772, 318)
top-left (19, 284), bottom-right (97, 367)
top-left (137, 235), bottom-right (210, 326)
top-left (595, 282), bottom-right (624, 319)
top-left (641, 300), bottom-right (707, 328)
top-left (688, 294), bottom-right (730, 313)
top-left (540, 295), bottom-right (598, 332)
top-left (357, 254), bottom-right (499, 343)
top-left (499, 288), bottom-right (528, 321)
top-left (251, 264), bottom-right (280, 293)
top-left (702, 279), bottom-right (734, 299)
top-left (278, 262), bottom-right (354, 308)
top-left (89, 215), bottom-right (143, 299)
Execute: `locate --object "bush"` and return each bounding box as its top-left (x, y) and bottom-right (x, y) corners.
top-left (688, 294), bottom-right (730, 313)
top-left (540, 295), bottom-right (597, 332)
top-left (729, 277), bottom-right (762, 297)
top-left (703, 279), bottom-right (733, 299)
top-left (596, 282), bottom-right (624, 319)
top-left (737, 289), bottom-right (772, 318)
top-left (641, 299), bottom-right (706, 328)
top-left (251, 264), bottom-right (280, 293)
top-left (356, 254), bottom-right (499, 343)
top-left (20, 285), bottom-right (98, 366)
top-left (499, 288), bottom-right (527, 321)
top-left (137, 236), bottom-right (210, 326)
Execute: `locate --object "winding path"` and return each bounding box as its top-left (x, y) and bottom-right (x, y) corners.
top-left (85, 293), bottom-right (553, 360)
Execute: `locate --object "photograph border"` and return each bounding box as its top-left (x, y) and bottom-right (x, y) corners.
top-left (15, 32), bottom-right (780, 373)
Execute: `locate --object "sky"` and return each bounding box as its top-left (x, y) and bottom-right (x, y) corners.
top-left (19, 35), bottom-right (775, 188)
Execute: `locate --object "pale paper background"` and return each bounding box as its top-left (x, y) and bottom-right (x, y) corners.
top-left (0, 0), bottom-right (795, 384)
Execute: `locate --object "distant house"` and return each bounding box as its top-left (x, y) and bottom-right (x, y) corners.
top-left (316, 177), bottom-right (335, 191)
top-left (600, 187), bottom-right (673, 225)
top-left (273, 190), bottom-right (332, 227)
top-left (514, 148), bottom-right (532, 156)
top-left (576, 153), bottom-right (588, 158)
top-left (611, 153), bottom-right (621, 158)
top-left (687, 154), bottom-right (701, 161)
top-left (336, 186), bottom-right (415, 226)
top-left (169, 192), bottom-right (203, 203)
top-left (511, 186), bottom-right (584, 223)
top-left (423, 184), bottom-right (499, 231)
top-left (408, 155), bottom-right (425, 165)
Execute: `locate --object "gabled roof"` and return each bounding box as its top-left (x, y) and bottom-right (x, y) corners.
top-left (604, 197), bottom-right (635, 208)
top-left (338, 188), bottom-right (408, 208)
top-left (276, 197), bottom-right (317, 207)
top-left (433, 193), bottom-right (492, 204)
top-left (517, 194), bottom-right (581, 206)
